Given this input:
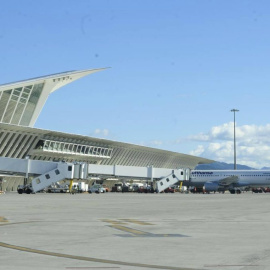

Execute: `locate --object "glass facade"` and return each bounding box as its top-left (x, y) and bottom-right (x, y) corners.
top-left (39, 139), bottom-right (113, 158)
top-left (0, 83), bottom-right (44, 126)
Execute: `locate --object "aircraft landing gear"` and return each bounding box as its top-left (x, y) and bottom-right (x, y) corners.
top-left (229, 189), bottom-right (241, 194)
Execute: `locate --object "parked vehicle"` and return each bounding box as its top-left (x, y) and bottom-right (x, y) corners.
top-left (252, 187), bottom-right (263, 193)
top-left (73, 182), bottom-right (88, 193)
top-left (122, 183), bottom-right (133, 192)
top-left (189, 187), bottom-right (204, 193)
top-left (88, 184), bottom-right (106, 194)
top-left (263, 187), bottom-right (270, 193)
top-left (164, 187), bottom-right (175, 193)
top-left (132, 183), bottom-right (144, 192)
top-left (47, 183), bottom-right (70, 193)
top-left (171, 185), bottom-right (180, 192)
top-left (138, 185), bottom-right (153, 193)
top-left (111, 183), bottom-right (123, 192)
top-left (102, 185), bottom-right (110, 192)
top-left (17, 184), bottom-right (33, 194)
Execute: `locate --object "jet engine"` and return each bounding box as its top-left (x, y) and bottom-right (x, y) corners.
top-left (204, 182), bottom-right (219, 192)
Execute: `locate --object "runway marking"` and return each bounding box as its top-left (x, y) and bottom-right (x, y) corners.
top-left (100, 219), bottom-right (127, 225)
top-left (109, 224), bottom-right (148, 235)
top-left (0, 241), bottom-right (197, 270)
top-left (103, 219), bottom-right (188, 238)
top-left (66, 266), bottom-right (120, 269)
top-left (0, 220), bottom-right (190, 269)
top-left (119, 219), bottom-right (153, 225)
top-left (0, 216), bottom-right (8, 223)
top-left (101, 219), bottom-right (153, 225)
top-left (204, 265), bottom-right (260, 267)
top-left (0, 221), bottom-right (39, 227)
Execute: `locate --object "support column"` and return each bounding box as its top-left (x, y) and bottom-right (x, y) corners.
top-left (69, 180), bottom-right (73, 193)
top-left (179, 181), bottom-right (183, 192)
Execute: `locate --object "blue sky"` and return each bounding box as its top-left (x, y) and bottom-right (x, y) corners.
top-left (1, 0), bottom-right (270, 168)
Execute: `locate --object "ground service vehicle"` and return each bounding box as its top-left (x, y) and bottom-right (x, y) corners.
top-left (17, 184), bottom-right (33, 194)
top-left (88, 184), bottom-right (106, 194)
top-left (111, 183), bottom-right (123, 192)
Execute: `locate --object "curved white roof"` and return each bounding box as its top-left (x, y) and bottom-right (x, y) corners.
top-left (0, 122), bottom-right (214, 169)
top-left (0, 68), bottom-right (107, 127)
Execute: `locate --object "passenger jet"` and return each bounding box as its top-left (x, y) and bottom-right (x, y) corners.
top-left (188, 170), bottom-right (270, 193)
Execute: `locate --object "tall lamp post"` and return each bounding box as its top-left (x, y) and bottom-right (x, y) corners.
top-left (231, 109), bottom-right (239, 170)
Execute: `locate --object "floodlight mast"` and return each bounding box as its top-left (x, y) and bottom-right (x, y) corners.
top-left (231, 109), bottom-right (239, 170)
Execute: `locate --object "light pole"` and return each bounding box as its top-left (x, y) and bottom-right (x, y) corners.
top-left (231, 109), bottom-right (239, 170)
top-left (25, 155), bottom-right (30, 185)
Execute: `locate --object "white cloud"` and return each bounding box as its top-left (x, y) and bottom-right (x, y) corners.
top-left (150, 140), bottom-right (163, 146)
top-left (190, 145), bottom-right (204, 156)
top-left (187, 122), bottom-right (270, 169)
top-left (92, 128), bottom-right (110, 138)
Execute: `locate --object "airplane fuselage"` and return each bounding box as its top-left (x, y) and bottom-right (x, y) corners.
top-left (189, 170), bottom-right (270, 189)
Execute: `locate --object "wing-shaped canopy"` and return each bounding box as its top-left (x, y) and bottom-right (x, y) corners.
top-left (0, 68), bottom-right (107, 127)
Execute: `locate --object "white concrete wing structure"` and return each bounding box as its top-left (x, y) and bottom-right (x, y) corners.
top-left (0, 68), bottom-right (107, 127)
top-left (0, 122), bottom-right (212, 169)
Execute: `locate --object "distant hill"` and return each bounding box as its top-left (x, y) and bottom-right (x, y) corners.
top-left (195, 162), bottom-right (255, 170)
top-left (261, 167), bottom-right (270, 170)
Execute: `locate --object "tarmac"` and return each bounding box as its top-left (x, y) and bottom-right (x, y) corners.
top-left (1, 192), bottom-right (270, 270)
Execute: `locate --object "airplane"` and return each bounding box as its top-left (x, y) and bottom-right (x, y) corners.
top-left (186, 170), bottom-right (270, 194)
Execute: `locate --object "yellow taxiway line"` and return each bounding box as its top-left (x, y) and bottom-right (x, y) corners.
top-left (0, 216), bottom-right (8, 223)
top-left (0, 241), bottom-right (196, 270)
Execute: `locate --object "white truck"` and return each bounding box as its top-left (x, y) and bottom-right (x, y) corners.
top-left (72, 182), bottom-right (89, 193)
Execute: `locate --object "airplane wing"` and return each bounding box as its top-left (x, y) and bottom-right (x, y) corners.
top-left (218, 175), bottom-right (239, 186)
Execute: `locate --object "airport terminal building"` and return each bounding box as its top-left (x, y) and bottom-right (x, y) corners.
top-left (0, 68), bottom-right (213, 191)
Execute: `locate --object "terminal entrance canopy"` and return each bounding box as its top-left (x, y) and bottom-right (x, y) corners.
top-left (0, 68), bottom-right (107, 127)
